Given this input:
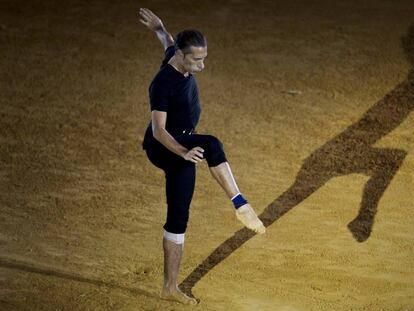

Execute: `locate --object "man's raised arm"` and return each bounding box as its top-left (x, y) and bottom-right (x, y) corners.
top-left (139, 8), bottom-right (174, 51)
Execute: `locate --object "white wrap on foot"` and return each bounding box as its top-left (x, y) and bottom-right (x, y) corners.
top-left (163, 230), bottom-right (185, 244)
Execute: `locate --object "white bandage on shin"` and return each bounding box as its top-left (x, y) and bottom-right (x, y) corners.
top-left (163, 230), bottom-right (185, 244)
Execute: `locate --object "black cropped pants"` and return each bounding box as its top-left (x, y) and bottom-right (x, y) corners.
top-left (145, 133), bottom-right (227, 234)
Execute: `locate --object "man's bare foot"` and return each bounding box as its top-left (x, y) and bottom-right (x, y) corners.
top-left (160, 287), bottom-right (198, 305)
top-left (236, 203), bottom-right (266, 234)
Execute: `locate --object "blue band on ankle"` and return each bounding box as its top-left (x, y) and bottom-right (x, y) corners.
top-left (232, 193), bottom-right (248, 209)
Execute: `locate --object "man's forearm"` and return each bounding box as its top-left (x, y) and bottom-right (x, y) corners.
top-left (153, 127), bottom-right (187, 158)
top-left (154, 26), bottom-right (174, 50)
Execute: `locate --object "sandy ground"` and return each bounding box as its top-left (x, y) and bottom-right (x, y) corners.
top-left (1, 0), bottom-right (413, 310)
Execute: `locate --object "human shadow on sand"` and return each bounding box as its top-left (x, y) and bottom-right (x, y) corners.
top-left (0, 257), bottom-right (155, 299)
top-left (180, 26), bottom-right (414, 296)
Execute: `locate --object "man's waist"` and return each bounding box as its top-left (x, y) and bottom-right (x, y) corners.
top-left (178, 128), bottom-right (196, 135)
top-left (143, 125), bottom-right (196, 149)
top-left (168, 127), bottom-right (196, 136)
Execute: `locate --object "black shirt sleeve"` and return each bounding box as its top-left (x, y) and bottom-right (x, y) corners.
top-left (161, 45), bottom-right (176, 67)
top-left (149, 77), bottom-right (170, 112)
top-left (149, 45), bottom-right (176, 112)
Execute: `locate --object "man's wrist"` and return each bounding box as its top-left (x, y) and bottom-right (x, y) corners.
top-left (179, 148), bottom-right (189, 158)
top-left (154, 25), bottom-right (166, 33)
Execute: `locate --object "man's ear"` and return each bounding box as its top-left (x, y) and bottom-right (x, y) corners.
top-left (176, 49), bottom-right (184, 59)
top-left (177, 49), bottom-right (191, 60)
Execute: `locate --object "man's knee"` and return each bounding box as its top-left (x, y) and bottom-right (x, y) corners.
top-left (164, 206), bottom-right (189, 234)
top-left (203, 135), bottom-right (227, 167)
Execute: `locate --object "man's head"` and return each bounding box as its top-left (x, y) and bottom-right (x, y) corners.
top-left (174, 29), bottom-right (207, 74)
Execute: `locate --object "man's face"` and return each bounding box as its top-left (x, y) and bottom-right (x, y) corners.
top-left (179, 46), bottom-right (208, 74)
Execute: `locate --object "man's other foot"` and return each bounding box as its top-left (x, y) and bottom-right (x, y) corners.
top-left (236, 203), bottom-right (266, 234)
top-left (160, 287), bottom-right (198, 305)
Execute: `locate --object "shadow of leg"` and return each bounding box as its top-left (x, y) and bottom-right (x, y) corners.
top-left (179, 227), bottom-right (255, 297)
top-left (180, 167), bottom-right (331, 297)
top-left (348, 148), bottom-right (407, 242)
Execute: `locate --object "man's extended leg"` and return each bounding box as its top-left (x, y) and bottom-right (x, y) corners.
top-left (177, 133), bottom-right (265, 233)
top-left (209, 162), bottom-right (266, 234)
top-left (209, 161), bottom-right (239, 198)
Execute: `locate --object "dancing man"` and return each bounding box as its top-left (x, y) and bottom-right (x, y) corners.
top-left (139, 8), bottom-right (265, 305)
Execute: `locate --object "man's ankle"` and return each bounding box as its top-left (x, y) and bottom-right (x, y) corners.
top-left (163, 283), bottom-right (178, 292)
top-left (231, 193), bottom-right (248, 209)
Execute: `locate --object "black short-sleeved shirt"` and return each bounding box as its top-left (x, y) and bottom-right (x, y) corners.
top-left (142, 46), bottom-right (201, 150)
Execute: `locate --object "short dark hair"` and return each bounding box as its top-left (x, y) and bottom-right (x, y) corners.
top-left (174, 29), bottom-right (207, 54)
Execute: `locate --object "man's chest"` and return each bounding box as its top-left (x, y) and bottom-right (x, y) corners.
top-left (169, 79), bottom-right (199, 112)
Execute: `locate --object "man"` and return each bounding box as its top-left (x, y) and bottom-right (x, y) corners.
top-left (139, 8), bottom-right (265, 305)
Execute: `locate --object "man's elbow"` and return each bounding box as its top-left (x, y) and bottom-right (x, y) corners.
top-left (167, 36), bottom-right (174, 47)
top-left (163, 38), bottom-right (174, 51)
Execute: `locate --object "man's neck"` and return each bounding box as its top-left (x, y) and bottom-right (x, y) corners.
top-left (168, 56), bottom-right (189, 77)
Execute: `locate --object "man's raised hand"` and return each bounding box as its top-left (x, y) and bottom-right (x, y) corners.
top-left (139, 8), bottom-right (164, 32)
